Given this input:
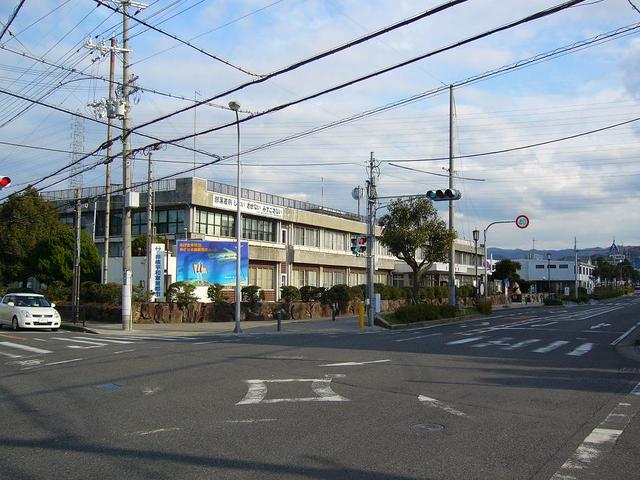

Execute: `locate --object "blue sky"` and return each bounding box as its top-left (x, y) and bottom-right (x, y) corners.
top-left (1, 0), bottom-right (640, 251)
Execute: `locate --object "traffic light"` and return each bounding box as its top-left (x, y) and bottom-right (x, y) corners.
top-left (426, 188), bottom-right (461, 201)
top-left (351, 236), bottom-right (367, 256)
top-left (0, 176), bottom-right (10, 190)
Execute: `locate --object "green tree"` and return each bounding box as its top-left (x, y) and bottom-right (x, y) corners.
top-left (32, 225), bottom-right (101, 285)
top-left (207, 284), bottom-right (226, 303)
top-left (0, 188), bottom-right (61, 284)
top-left (491, 259), bottom-right (522, 284)
top-left (167, 281), bottom-right (198, 308)
top-left (379, 198), bottom-right (455, 303)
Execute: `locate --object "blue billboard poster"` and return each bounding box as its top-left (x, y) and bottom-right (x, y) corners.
top-left (176, 240), bottom-right (249, 286)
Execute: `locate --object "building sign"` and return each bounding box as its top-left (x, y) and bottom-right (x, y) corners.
top-left (176, 240), bottom-right (248, 286)
top-left (150, 243), bottom-right (165, 301)
top-left (212, 193), bottom-right (284, 218)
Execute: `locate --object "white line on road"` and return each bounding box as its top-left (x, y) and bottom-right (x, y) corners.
top-left (237, 377), bottom-right (350, 405)
top-left (472, 337), bottom-right (514, 348)
top-left (0, 341), bottom-right (52, 354)
top-left (589, 323), bottom-right (611, 330)
top-left (129, 427), bottom-right (182, 436)
top-left (319, 359), bottom-right (391, 366)
top-left (610, 320), bottom-right (640, 346)
top-left (223, 419), bottom-right (277, 424)
top-left (550, 402), bottom-right (637, 479)
top-left (114, 349), bottom-right (136, 354)
top-left (418, 395), bottom-right (468, 417)
top-left (53, 338), bottom-right (108, 347)
top-left (72, 336), bottom-right (134, 344)
top-left (631, 381), bottom-right (640, 396)
top-left (394, 333), bottom-right (442, 343)
top-left (530, 321), bottom-right (557, 327)
top-left (0, 350), bottom-right (22, 358)
top-left (447, 336), bottom-right (485, 345)
top-left (22, 358), bottom-right (83, 370)
top-left (532, 341), bottom-right (569, 353)
top-left (502, 339), bottom-right (541, 350)
top-left (567, 343), bottom-right (594, 356)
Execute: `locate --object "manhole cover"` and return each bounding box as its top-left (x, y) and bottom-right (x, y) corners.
top-left (412, 423), bottom-right (444, 434)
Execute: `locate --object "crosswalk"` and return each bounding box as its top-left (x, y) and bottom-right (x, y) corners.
top-left (0, 334), bottom-right (221, 360)
top-left (444, 335), bottom-right (595, 356)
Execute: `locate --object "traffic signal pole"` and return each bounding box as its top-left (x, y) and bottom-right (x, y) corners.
top-left (448, 85), bottom-right (456, 307)
top-left (366, 152), bottom-right (377, 328)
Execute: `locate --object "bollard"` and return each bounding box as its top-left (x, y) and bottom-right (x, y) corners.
top-left (277, 312), bottom-right (282, 332)
top-left (359, 302), bottom-right (365, 330)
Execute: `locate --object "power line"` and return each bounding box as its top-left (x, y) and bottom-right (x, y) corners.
top-left (0, 0), bottom-right (26, 42)
top-left (129, 0), bottom-right (473, 134)
top-left (94, 0), bottom-right (261, 78)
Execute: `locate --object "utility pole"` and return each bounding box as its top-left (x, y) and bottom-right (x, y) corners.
top-left (575, 237), bottom-right (579, 299)
top-left (72, 187), bottom-right (82, 325)
top-left (448, 85), bottom-right (456, 306)
top-left (366, 152), bottom-right (377, 328)
top-left (104, 37), bottom-right (116, 283)
top-left (146, 148), bottom-right (154, 297)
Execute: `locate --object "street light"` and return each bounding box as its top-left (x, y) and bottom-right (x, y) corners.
top-left (473, 229), bottom-right (479, 298)
top-left (229, 100), bottom-right (242, 334)
top-left (547, 252), bottom-right (552, 297)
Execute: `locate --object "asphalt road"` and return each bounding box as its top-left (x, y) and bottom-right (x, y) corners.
top-left (1, 295), bottom-right (640, 480)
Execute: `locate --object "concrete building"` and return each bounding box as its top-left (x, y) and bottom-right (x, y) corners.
top-left (43, 176), bottom-right (484, 300)
top-left (515, 257), bottom-right (595, 295)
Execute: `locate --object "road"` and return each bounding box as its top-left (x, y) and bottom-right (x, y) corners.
top-left (1, 295), bottom-right (639, 479)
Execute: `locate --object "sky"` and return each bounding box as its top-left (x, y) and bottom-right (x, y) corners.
top-left (1, 0), bottom-right (640, 252)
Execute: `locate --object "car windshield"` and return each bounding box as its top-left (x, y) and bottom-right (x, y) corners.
top-left (14, 296), bottom-right (51, 307)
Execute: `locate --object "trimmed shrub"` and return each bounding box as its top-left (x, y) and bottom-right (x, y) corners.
top-left (207, 284), bottom-right (226, 303)
top-left (591, 287), bottom-right (626, 300)
top-left (420, 286), bottom-right (435, 303)
top-left (438, 304), bottom-right (459, 319)
top-left (280, 285), bottom-right (301, 303)
top-left (167, 281), bottom-right (198, 308)
top-left (543, 296), bottom-right (563, 306)
top-left (80, 281), bottom-right (121, 304)
top-left (475, 298), bottom-right (493, 314)
top-left (458, 285), bottom-right (475, 298)
top-left (241, 285), bottom-right (261, 305)
top-left (351, 284), bottom-right (366, 300)
top-left (300, 285), bottom-right (324, 302)
top-left (392, 303), bottom-right (460, 324)
top-left (41, 281), bottom-right (71, 303)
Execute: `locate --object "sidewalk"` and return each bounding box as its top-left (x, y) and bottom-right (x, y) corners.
top-left (62, 315), bottom-right (368, 336)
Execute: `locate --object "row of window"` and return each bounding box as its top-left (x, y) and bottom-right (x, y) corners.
top-left (195, 210), bottom-right (276, 242)
top-left (535, 264), bottom-right (570, 269)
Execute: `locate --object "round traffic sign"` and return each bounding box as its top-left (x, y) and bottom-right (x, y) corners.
top-left (515, 214), bottom-right (529, 229)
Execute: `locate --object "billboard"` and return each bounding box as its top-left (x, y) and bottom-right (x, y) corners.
top-left (149, 243), bottom-right (166, 300)
top-left (176, 240), bottom-right (248, 286)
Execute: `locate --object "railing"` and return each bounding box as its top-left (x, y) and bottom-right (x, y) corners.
top-left (41, 179), bottom-right (176, 202)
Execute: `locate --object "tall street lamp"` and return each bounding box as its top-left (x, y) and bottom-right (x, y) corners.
top-left (547, 252), bottom-right (552, 297)
top-left (473, 229), bottom-right (479, 298)
top-left (229, 100), bottom-right (242, 334)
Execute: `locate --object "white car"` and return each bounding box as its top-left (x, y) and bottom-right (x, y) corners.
top-left (0, 293), bottom-right (62, 331)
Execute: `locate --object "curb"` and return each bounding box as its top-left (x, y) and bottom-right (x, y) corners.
top-left (61, 323), bottom-right (99, 334)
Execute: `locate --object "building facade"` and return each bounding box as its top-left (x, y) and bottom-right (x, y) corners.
top-left (43, 177), bottom-right (484, 301)
top-left (515, 257), bottom-right (595, 295)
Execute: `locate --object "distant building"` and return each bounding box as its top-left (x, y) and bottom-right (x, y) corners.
top-left (515, 258), bottom-right (594, 295)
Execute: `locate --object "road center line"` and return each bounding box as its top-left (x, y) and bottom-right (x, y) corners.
top-left (394, 333), bottom-right (442, 343)
top-left (418, 395), bottom-right (468, 417)
top-left (610, 320), bottom-right (640, 346)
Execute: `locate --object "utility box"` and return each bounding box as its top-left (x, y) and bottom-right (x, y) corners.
top-left (125, 192), bottom-right (139, 208)
top-left (374, 293), bottom-right (381, 313)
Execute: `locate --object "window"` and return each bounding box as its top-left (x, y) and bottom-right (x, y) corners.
top-left (323, 230), bottom-right (348, 251)
top-left (154, 209), bottom-right (185, 235)
top-left (281, 229), bottom-right (287, 244)
top-left (294, 226), bottom-right (319, 247)
top-left (559, 264), bottom-right (569, 269)
top-left (243, 216), bottom-right (275, 242)
top-left (292, 268), bottom-right (319, 288)
top-left (196, 210), bottom-right (275, 241)
top-left (109, 242), bottom-right (122, 257)
top-left (132, 211), bottom-right (147, 236)
top-left (549, 265), bottom-right (556, 269)
top-left (323, 269), bottom-right (346, 288)
top-left (536, 265), bottom-right (545, 269)
top-left (349, 271), bottom-right (366, 286)
top-left (249, 266), bottom-right (274, 289)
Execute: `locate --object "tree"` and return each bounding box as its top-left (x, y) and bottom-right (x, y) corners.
top-left (0, 188), bottom-right (61, 284)
top-left (492, 259), bottom-right (522, 284)
top-left (33, 225), bottom-right (101, 285)
top-left (379, 198), bottom-right (455, 302)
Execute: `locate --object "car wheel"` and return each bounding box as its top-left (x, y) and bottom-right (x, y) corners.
top-left (11, 316), bottom-right (19, 331)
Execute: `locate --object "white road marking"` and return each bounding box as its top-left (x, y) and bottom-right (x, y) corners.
top-left (129, 427), bottom-right (182, 436)
top-left (319, 359), bottom-right (390, 367)
top-left (394, 333), bottom-right (442, 343)
top-left (503, 339), bottom-right (541, 350)
top-left (589, 323), bottom-right (611, 330)
top-left (610, 320), bottom-right (640, 346)
top-left (114, 349), bottom-right (136, 354)
top-left (53, 338), bottom-right (108, 348)
top-left (223, 419), bottom-right (277, 424)
top-left (631, 381), bottom-right (640, 396)
top-left (0, 341), bottom-right (52, 354)
top-left (530, 321), bottom-right (557, 327)
top-left (142, 387), bottom-right (162, 396)
top-left (237, 377), bottom-right (350, 405)
top-left (0, 350), bottom-right (22, 358)
top-left (72, 336), bottom-right (134, 344)
top-left (472, 337), bottom-right (514, 348)
top-left (533, 341), bottom-right (569, 353)
top-left (447, 336), bottom-right (485, 345)
top-left (418, 395), bottom-right (468, 417)
top-left (22, 358), bottom-right (83, 370)
top-left (567, 343), bottom-right (594, 356)
top-left (550, 402), bottom-right (637, 479)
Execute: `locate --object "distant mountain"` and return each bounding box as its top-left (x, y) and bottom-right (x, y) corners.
top-left (488, 246), bottom-right (640, 268)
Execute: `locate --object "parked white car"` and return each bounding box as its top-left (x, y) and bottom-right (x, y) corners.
top-left (0, 293), bottom-right (62, 331)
